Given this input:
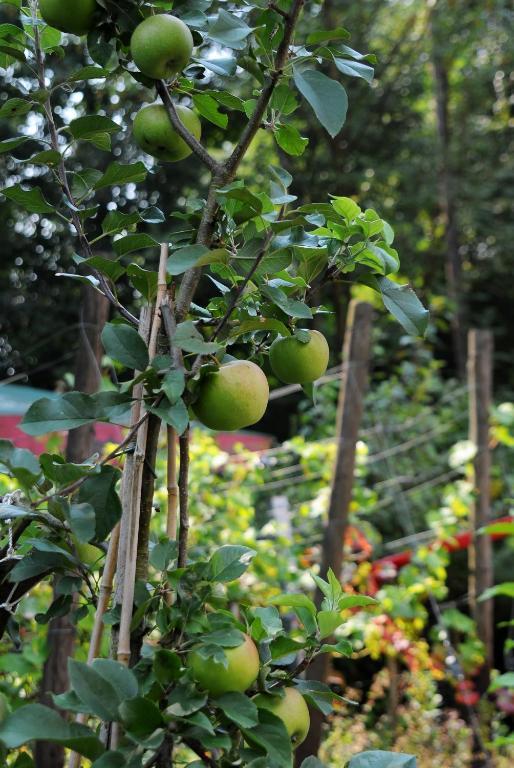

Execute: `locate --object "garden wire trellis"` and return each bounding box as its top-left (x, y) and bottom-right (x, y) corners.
top-left (213, 362), bottom-right (504, 764)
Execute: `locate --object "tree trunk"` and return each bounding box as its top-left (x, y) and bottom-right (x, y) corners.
top-left (295, 301), bottom-right (373, 764)
top-left (431, 15), bottom-right (466, 377)
top-left (35, 286), bottom-right (109, 768)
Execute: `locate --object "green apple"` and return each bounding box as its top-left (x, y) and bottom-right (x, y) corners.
top-left (192, 360), bottom-right (269, 431)
top-left (133, 103), bottom-right (201, 163)
top-left (253, 687), bottom-right (310, 748)
top-left (39, 0), bottom-right (98, 36)
top-left (131, 14), bottom-right (194, 80)
top-left (269, 330), bottom-right (329, 384)
top-left (188, 633), bottom-right (260, 697)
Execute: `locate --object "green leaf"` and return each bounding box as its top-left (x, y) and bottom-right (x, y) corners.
top-left (331, 196), bottom-right (361, 220)
top-left (126, 263), bottom-right (158, 301)
top-left (479, 582), bottom-right (514, 600)
top-left (194, 55), bottom-right (237, 76)
top-left (208, 545), bottom-right (256, 582)
top-left (481, 522), bottom-right (514, 536)
top-left (94, 162), bottom-right (147, 191)
top-left (338, 595), bottom-right (377, 611)
top-left (261, 285), bottom-right (312, 319)
top-left (165, 683), bottom-right (207, 717)
top-left (77, 466), bottom-right (122, 542)
top-left (208, 9), bottom-right (253, 50)
top-left (39, 453), bottom-right (97, 485)
top-left (173, 321), bottom-right (220, 354)
top-left (300, 759), bottom-right (326, 768)
top-left (226, 317), bottom-right (291, 341)
top-left (193, 93), bottom-right (228, 128)
top-left (307, 28), bottom-right (350, 45)
top-left (0, 136), bottom-right (27, 154)
top-left (67, 66), bottom-right (110, 82)
top-left (1, 184), bottom-right (55, 214)
top-left (150, 397), bottom-right (189, 436)
top-left (489, 672), bottom-right (514, 691)
top-left (0, 704), bottom-right (104, 760)
top-left (168, 244), bottom-right (209, 276)
top-left (21, 393), bottom-right (98, 436)
top-left (68, 659), bottom-right (120, 722)
top-left (91, 659), bottom-right (138, 701)
top-left (317, 610), bottom-right (345, 639)
top-left (375, 276), bottom-right (429, 337)
top-left (68, 115), bottom-right (120, 140)
top-left (270, 84), bottom-right (299, 116)
top-left (82, 255), bottom-right (125, 283)
top-left (91, 754), bottom-right (126, 768)
top-left (26, 149), bottom-right (61, 166)
top-left (333, 57), bottom-right (374, 84)
top-left (348, 752), bottom-right (417, 768)
top-left (68, 503), bottom-right (96, 543)
top-left (294, 680), bottom-right (337, 716)
top-left (293, 68), bottom-right (348, 138)
top-left (113, 233), bottom-right (158, 257)
top-left (217, 692), bottom-right (259, 728)
top-left (0, 440), bottom-right (40, 486)
top-left (119, 697), bottom-right (163, 738)
top-left (153, 649), bottom-right (181, 685)
top-left (162, 370), bottom-right (185, 404)
top-left (242, 709), bottom-right (292, 767)
top-left (101, 322), bottom-right (149, 371)
top-left (275, 124), bottom-right (309, 156)
top-left (270, 636), bottom-right (305, 661)
top-left (269, 593), bottom-right (317, 615)
top-left (0, 97), bottom-right (32, 118)
top-left (319, 638), bottom-right (353, 656)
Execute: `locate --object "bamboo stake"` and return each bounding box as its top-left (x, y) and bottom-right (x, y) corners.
top-left (117, 245), bottom-right (168, 668)
top-left (68, 306), bottom-right (152, 768)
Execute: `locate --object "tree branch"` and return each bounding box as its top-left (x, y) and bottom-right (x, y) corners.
top-left (156, 81), bottom-right (222, 175)
top-left (224, 0), bottom-right (305, 179)
top-left (177, 428), bottom-right (190, 568)
top-left (174, 0), bottom-right (305, 320)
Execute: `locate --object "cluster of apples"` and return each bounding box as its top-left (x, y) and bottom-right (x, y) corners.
top-left (38, 2), bottom-right (331, 430)
top-left (39, 2), bottom-right (200, 162)
top-left (193, 330), bottom-right (329, 432)
top-left (186, 633), bottom-right (311, 749)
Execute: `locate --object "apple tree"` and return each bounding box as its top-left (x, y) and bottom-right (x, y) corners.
top-left (0, 0), bottom-right (426, 766)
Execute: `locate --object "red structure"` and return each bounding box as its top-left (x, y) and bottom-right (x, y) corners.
top-left (0, 384), bottom-right (273, 456)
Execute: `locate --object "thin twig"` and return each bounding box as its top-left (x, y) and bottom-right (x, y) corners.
top-left (31, 9), bottom-right (138, 327)
top-left (156, 81), bottom-right (222, 175)
top-left (177, 428), bottom-right (190, 568)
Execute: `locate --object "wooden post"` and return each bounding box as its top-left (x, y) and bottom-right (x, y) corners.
top-left (468, 330), bottom-right (494, 685)
top-left (295, 300), bottom-right (373, 764)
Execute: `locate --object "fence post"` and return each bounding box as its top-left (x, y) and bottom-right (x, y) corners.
top-left (295, 300), bottom-right (373, 764)
top-left (467, 329), bottom-right (494, 684)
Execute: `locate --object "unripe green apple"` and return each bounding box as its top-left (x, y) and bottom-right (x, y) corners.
top-left (39, 0), bottom-right (98, 36)
top-left (192, 360), bottom-right (269, 431)
top-left (188, 633), bottom-right (260, 697)
top-left (130, 14), bottom-right (194, 80)
top-left (253, 687), bottom-right (310, 748)
top-left (133, 103), bottom-right (201, 163)
top-left (269, 330), bottom-right (329, 384)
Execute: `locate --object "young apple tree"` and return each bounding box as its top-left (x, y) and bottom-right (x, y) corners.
top-left (0, 1), bottom-right (426, 766)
